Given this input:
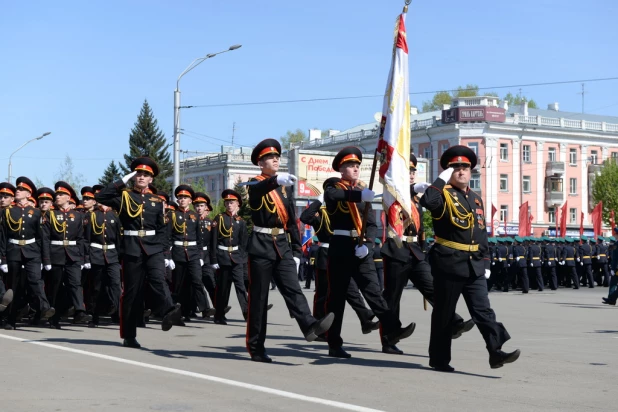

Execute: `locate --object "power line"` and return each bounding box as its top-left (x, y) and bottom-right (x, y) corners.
top-left (181, 76), bottom-right (618, 109)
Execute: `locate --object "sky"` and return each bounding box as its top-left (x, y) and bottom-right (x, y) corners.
top-left (1, 0), bottom-right (617, 189)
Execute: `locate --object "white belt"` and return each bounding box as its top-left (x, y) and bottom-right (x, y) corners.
top-left (333, 229), bottom-right (359, 237)
top-left (173, 241), bottom-right (197, 247)
top-left (51, 240), bottom-right (77, 246)
top-left (218, 245), bottom-right (239, 252)
top-left (388, 234), bottom-right (418, 243)
top-left (319, 243), bottom-right (330, 248)
top-left (90, 243), bottom-right (115, 251)
top-left (9, 238), bottom-right (35, 246)
top-left (124, 230), bottom-right (155, 237)
top-left (252, 226), bottom-right (286, 236)
top-left (202, 246), bottom-right (208, 251)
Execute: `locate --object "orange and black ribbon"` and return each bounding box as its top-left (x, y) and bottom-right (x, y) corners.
top-left (335, 181), bottom-right (362, 235)
top-left (254, 175), bottom-right (289, 230)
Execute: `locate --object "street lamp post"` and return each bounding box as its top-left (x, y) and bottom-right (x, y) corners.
top-left (173, 44), bottom-right (242, 199)
top-left (8, 132), bottom-right (51, 182)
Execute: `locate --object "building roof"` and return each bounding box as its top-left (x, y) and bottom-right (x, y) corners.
top-left (511, 107), bottom-right (618, 124)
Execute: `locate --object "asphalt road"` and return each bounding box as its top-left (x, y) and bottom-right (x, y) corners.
top-left (0, 285), bottom-right (615, 412)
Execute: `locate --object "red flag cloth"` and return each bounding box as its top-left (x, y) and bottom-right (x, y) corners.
top-left (555, 206), bottom-right (561, 237)
top-left (528, 214), bottom-right (534, 236)
top-left (380, 211), bottom-right (386, 243)
top-left (591, 201), bottom-right (603, 239)
top-left (518, 202), bottom-right (528, 237)
top-left (580, 212), bottom-right (584, 236)
top-left (491, 203), bottom-right (497, 219)
top-left (610, 210), bottom-right (616, 232)
top-left (560, 201), bottom-right (568, 238)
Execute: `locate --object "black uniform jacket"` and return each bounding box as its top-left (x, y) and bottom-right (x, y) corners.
top-left (528, 245), bottom-right (542, 267)
top-left (84, 207), bottom-right (122, 265)
top-left (419, 178), bottom-right (490, 278)
top-left (199, 216), bottom-right (214, 265)
top-left (561, 245), bottom-right (578, 267)
top-left (210, 212), bottom-right (248, 266)
top-left (299, 200), bottom-right (331, 271)
top-left (95, 180), bottom-right (168, 257)
top-left (578, 243), bottom-right (593, 264)
top-left (246, 175), bottom-right (301, 260)
top-left (45, 207), bottom-right (86, 265)
top-left (381, 187), bottom-right (426, 263)
top-left (168, 207), bottom-right (203, 263)
top-left (0, 205), bottom-right (49, 263)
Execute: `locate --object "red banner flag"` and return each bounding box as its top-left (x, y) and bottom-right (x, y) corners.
top-left (580, 212), bottom-right (584, 236)
top-left (610, 210), bottom-right (616, 232)
top-left (591, 201), bottom-right (603, 239)
top-left (555, 206), bottom-right (561, 237)
top-left (560, 201), bottom-right (568, 238)
top-left (380, 211), bottom-right (386, 243)
top-left (528, 214), bottom-right (534, 236)
top-left (491, 203), bottom-right (497, 219)
top-left (518, 202), bottom-right (529, 237)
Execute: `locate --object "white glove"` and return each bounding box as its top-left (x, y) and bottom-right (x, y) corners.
top-left (81, 265), bottom-right (84, 270)
top-left (498, 258), bottom-right (503, 262)
top-left (516, 257), bottom-right (521, 262)
top-left (530, 263), bottom-right (534, 267)
top-left (276, 173), bottom-right (297, 187)
top-left (580, 262), bottom-right (584, 266)
top-left (413, 182), bottom-right (430, 194)
top-left (211, 263), bottom-right (220, 270)
top-left (355, 244), bottom-right (369, 259)
top-left (44, 265), bottom-right (52, 271)
top-left (547, 262), bottom-right (551, 266)
top-left (169, 260), bottom-right (176, 270)
top-left (438, 167), bottom-right (454, 183)
top-left (611, 269), bottom-right (615, 276)
top-left (317, 193), bottom-right (324, 203)
top-left (293, 257), bottom-right (300, 273)
top-left (361, 188), bottom-right (375, 202)
top-left (484, 269), bottom-right (491, 279)
top-left (164, 259), bottom-right (170, 268)
top-left (0, 264), bottom-right (7, 273)
top-left (576, 257), bottom-right (580, 262)
top-left (84, 263), bottom-right (91, 270)
top-left (491, 261), bottom-right (495, 266)
top-left (200, 259), bottom-right (204, 267)
top-left (122, 171), bottom-right (137, 184)
top-left (41, 263), bottom-right (43, 270)
top-left (596, 256), bottom-right (600, 260)
top-left (507, 264), bottom-right (511, 267)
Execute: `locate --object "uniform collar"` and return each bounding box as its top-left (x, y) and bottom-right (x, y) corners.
top-left (178, 207), bottom-right (190, 213)
top-left (340, 179), bottom-right (357, 187)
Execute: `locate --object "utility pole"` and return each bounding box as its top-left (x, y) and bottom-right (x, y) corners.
top-left (578, 83), bottom-right (586, 113)
top-left (231, 122), bottom-right (236, 147)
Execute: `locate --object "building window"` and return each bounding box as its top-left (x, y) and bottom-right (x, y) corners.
top-left (548, 147), bottom-right (556, 162)
top-left (522, 145), bottom-right (531, 163)
top-left (423, 146), bottom-right (431, 160)
top-left (547, 177), bottom-right (563, 192)
top-left (570, 208), bottom-right (577, 223)
top-left (590, 150), bottom-right (598, 165)
top-left (500, 174), bottom-right (508, 191)
top-left (470, 173), bottom-right (481, 190)
top-left (569, 178), bottom-right (577, 195)
top-left (569, 148), bottom-right (577, 165)
top-left (522, 176), bottom-right (531, 193)
top-left (441, 143), bottom-right (449, 155)
top-left (612, 152), bottom-right (618, 159)
top-left (500, 143), bottom-right (509, 161)
top-left (500, 205), bottom-right (508, 222)
top-left (211, 179), bottom-right (216, 191)
top-left (467, 142), bottom-right (479, 155)
top-left (548, 207), bottom-right (555, 224)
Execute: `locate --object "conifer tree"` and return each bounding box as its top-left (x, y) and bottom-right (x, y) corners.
top-left (99, 160), bottom-right (121, 185)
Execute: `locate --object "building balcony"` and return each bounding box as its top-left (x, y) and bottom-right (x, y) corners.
top-left (545, 191), bottom-right (564, 208)
top-left (545, 161), bottom-right (565, 176)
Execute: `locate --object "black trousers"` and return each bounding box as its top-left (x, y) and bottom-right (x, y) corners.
top-left (518, 266), bottom-right (529, 292)
top-left (121, 253), bottom-right (175, 339)
top-left (429, 271), bottom-right (511, 366)
top-left (46, 262), bottom-right (85, 320)
top-left (529, 266), bottom-right (543, 291)
top-left (381, 256), bottom-right (463, 344)
top-left (581, 264), bottom-right (594, 287)
top-left (599, 263), bottom-right (610, 286)
top-left (7, 259), bottom-right (50, 323)
top-left (565, 265), bottom-right (579, 288)
top-left (172, 260), bottom-right (208, 317)
top-left (326, 252), bottom-right (400, 349)
top-left (544, 265), bottom-right (558, 290)
top-left (201, 264), bottom-right (216, 304)
top-left (246, 254), bottom-right (315, 356)
top-left (87, 263), bottom-right (121, 315)
top-left (215, 263), bottom-right (248, 319)
top-left (313, 267), bottom-right (373, 325)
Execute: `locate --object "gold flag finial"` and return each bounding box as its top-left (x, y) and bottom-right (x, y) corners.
top-left (403, 0), bottom-right (411, 13)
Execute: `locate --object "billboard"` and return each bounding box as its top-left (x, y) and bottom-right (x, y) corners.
top-left (442, 107), bottom-right (506, 124)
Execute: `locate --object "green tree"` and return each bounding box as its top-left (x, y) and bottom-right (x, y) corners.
top-left (591, 159), bottom-right (618, 224)
top-left (54, 154), bottom-right (85, 190)
top-left (121, 100), bottom-right (173, 194)
top-left (421, 84), bottom-right (499, 112)
top-left (99, 160), bottom-right (121, 185)
top-left (503, 92), bottom-right (538, 109)
top-left (422, 209), bottom-right (434, 238)
top-left (234, 176), bottom-right (253, 233)
top-left (209, 198), bottom-right (226, 219)
top-left (280, 129), bottom-right (307, 149)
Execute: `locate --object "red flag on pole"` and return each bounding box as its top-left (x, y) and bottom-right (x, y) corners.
top-left (591, 201), bottom-right (603, 239)
top-left (579, 212), bottom-right (584, 236)
top-left (560, 201), bottom-right (568, 238)
top-left (528, 214), bottom-right (534, 236)
top-left (518, 202), bottom-right (528, 237)
top-left (610, 210), bottom-right (616, 232)
top-left (491, 203), bottom-right (497, 219)
top-left (380, 210), bottom-right (386, 243)
top-left (555, 206), bottom-right (561, 237)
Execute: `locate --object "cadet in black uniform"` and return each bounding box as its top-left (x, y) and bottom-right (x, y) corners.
top-left (245, 139), bottom-right (334, 363)
top-left (210, 189), bottom-right (249, 324)
top-left (578, 236), bottom-right (594, 288)
top-left (0, 183), bottom-right (16, 315)
top-left (420, 146), bottom-right (519, 372)
top-left (380, 154), bottom-right (473, 355)
top-left (168, 185), bottom-right (209, 324)
top-left (560, 237), bottom-right (579, 288)
top-left (511, 237), bottom-right (529, 293)
top-left (324, 147), bottom-right (415, 359)
top-left (193, 192), bottom-right (217, 318)
top-left (594, 237), bottom-right (610, 287)
top-left (527, 238), bottom-right (543, 291)
top-left (83, 186), bottom-right (122, 327)
top-left (494, 238), bottom-right (510, 291)
top-left (95, 157), bottom-right (182, 348)
top-left (543, 238), bottom-right (558, 290)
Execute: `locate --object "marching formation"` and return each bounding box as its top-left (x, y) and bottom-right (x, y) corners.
top-left (10, 140), bottom-right (591, 372)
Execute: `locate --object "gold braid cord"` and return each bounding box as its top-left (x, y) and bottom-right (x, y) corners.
top-left (171, 213), bottom-right (186, 234)
top-left (120, 191), bottom-right (143, 218)
top-left (249, 194), bottom-right (276, 213)
top-left (50, 211), bottom-right (67, 234)
top-left (316, 206), bottom-right (334, 235)
top-left (5, 209), bottom-right (22, 232)
top-left (90, 211), bottom-right (105, 235)
top-left (442, 190), bottom-right (475, 235)
top-left (217, 214), bottom-right (233, 238)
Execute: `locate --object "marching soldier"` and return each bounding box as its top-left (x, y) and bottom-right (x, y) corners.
top-left (527, 238), bottom-right (544, 291)
top-left (95, 157), bottom-right (182, 348)
top-left (380, 154), bottom-right (473, 355)
top-left (578, 236), bottom-right (595, 288)
top-left (210, 189), bottom-right (249, 324)
top-left (0, 183), bottom-right (16, 316)
top-left (245, 139), bottom-right (334, 363)
top-left (494, 238), bottom-right (510, 291)
top-left (594, 237), bottom-right (610, 287)
top-left (0, 178), bottom-right (55, 329)
top-left (168, 185), bottom-right (209, 324)
top-left (561, 237), bottom-right (580, 289)
top-left (37, 187), bottom-right (55, 214)
top-left (83, 185), bottom-right (122, 327)
top-left (324, 147), bottom-right (415, 359)
top-left (420, 146), bottom-right (519, 372)
top-left (511, 237), bottom-right (529, 293)
top-left (193, 192), bottom-right (217, 318)
top-left (44, 181), bottom-right (91, 328)
top-left (543, 238), bottom-right (558, 290)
